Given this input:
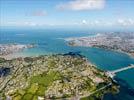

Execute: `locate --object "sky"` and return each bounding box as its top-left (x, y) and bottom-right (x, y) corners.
top-left (0, 0), bottom-right (134, 30)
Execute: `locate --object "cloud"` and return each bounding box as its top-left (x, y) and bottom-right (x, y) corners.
top-left (32, 11), bottom-right (47, 16)
top-left (73, 20), bottom-right (113, 27)
top-left (6, 21), bottom-right (39, 26)
top-left (23, 22), bottom-right (37, 26)
top-left (26, 10), bottom-right (47, 16)
top-left (117, 18), bottom-right (134, 26)
top-left (82, 20), bottom-right (87, 24)
top-left (80, 19), bottom-right (134, 27)
top-left (94, 20), bottom-right (100, 25)
top-left (57, 0), bottom-right (105, 11)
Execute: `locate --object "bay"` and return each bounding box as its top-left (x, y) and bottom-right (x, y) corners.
top-left (0, 28), bottom-right (134, 100)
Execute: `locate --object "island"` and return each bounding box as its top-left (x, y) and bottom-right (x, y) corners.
top-left (0, 52), bottom-right (118, 100)
top-left (65, 32), bottom-right (134, 57)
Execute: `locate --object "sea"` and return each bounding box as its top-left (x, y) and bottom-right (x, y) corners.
top-left (0, 28), bottom-right (134, 100)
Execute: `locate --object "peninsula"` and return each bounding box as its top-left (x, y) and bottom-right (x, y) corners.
top-left (0, 44), bottom-right (35, 58)
top-left (66, 32), bottom-right (134, 57)
top-left (0, 53), bottom-right (118, 100)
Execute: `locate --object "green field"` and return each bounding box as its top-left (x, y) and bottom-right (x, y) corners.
top-left (12, 71), bottom-right (61, 100)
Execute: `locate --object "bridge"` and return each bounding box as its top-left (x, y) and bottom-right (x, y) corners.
top-left (106, 64), bottom-right (134, 78)
top-left (58, 64), bottom-right (134, 100)
top-left (74, 64), bottom-right (134, 100)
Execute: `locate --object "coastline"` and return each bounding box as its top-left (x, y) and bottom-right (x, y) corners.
top-left (92, 46), bottom-right (134, 59)
top-left (66, 40), bottom-right (134, 59)
top-left (0, 53), bottom-right (28, 60)
top-left (65, 38), bottom-right (134, 59)
top-left (1, 44), bottom-right (134, 61)
top-left (93, 46), bottom-right (134, 59)
top-left (0, 44), bottom-right (35, 60)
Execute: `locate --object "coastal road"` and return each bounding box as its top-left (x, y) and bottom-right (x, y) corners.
top-left (79, 83), bottom-right (112, 100)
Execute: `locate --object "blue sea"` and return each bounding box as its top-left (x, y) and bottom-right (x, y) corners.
top-left (0, 28), bottom-right (134, 100)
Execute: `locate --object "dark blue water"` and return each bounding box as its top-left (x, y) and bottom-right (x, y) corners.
top-left (0, 28), bottom-right (134, 100)
top-left (0, 67), bottom-right (10, 77)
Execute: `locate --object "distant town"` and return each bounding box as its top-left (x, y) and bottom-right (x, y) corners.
top-left (66, 32), bottom-right (134, 57)
top-left (0, 44), bottom-right (35, 58)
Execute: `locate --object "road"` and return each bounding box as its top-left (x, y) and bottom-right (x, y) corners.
top-left (79, 83), bottom-right (112, 100)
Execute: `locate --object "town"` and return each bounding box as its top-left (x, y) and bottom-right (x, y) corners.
top-left (66, 32), bottom-right (134, 57)
top-left (0, 44), bottom-right (35, 57)
top-left (0, 53), bottom-right (118, 100)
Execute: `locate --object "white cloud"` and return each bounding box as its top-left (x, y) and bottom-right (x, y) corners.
top-left (88, 20), bottom-right (102, 26)
top-left (94, 20), bottom-right (100, 24)
top-left (117, 18), bottom-right (134, 26)
top-left (79, 19), bottom-right (134, 27)
top-left (25, 10), bottom-right (47, 16)
top-left (32, 11), bottom-right (47, 16)
top-left (23, 22), bottom-right (37, 26)
top-left (57, 0), bottom-right (105, 11)
top-left (6, 21), bottom-right (39, 26)
top-left (73, 20), bottom-right (113, 27)
top-left (82, 20), bottom-right (87, 24)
